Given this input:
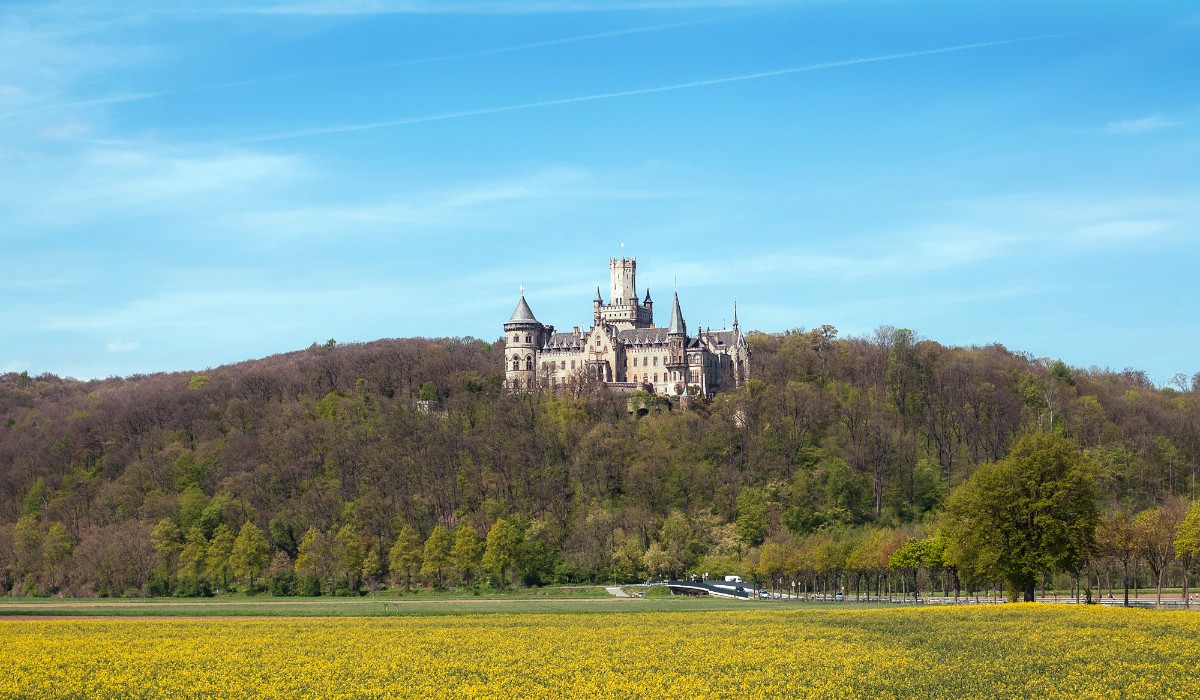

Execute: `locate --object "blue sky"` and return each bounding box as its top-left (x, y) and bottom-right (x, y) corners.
top-left (2, 0), bottom-right (1197, 384)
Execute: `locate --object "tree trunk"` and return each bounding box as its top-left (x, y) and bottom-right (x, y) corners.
top-left (1122, 560), bottom-right (1130, 607)
top-left (1024, 580), bottom-right (1036, 602)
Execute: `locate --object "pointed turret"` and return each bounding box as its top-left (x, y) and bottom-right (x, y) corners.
top-left (732, 297), bottom-right (739, 331)
top-left (504, 289), bottom-right (546, 394)
top-left (667, 291), bottom-right (686, 336)
top-left (507, 295), bottom-right (539, 325)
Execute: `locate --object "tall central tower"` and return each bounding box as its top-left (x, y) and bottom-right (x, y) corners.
top-left (597, 257), bottom-right (653, 330)
top-left (609, 258), bottom-right (636, 307)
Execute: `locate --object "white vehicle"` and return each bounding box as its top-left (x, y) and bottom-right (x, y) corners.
top-left (724, 575), bottom-right (743, 583)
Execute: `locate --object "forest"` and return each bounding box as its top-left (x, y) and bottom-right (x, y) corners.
top-left (1, 327), bottom-right (1198, 602)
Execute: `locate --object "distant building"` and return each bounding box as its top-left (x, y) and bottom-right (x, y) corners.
top-left (503, 258), bottom-right (749, 398)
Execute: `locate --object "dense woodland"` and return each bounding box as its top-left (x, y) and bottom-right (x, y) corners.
top-left (2, 328), bottom-right (1199, 601)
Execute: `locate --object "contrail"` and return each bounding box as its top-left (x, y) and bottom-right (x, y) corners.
top-left (233, 35), bottom-right (1059, 144)
top-left (209, 17), bottom-right (724, 90)
top-left (0, 17), bottom-right (724, 120)
top-left (0, 91), bottom-right (171, 120)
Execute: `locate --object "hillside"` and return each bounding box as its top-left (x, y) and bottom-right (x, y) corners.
top-left (0, 328), bottom-right (1196, 596)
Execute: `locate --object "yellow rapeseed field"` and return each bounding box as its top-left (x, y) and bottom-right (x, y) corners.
top-left (3, 604), bottom-right (1199, 698)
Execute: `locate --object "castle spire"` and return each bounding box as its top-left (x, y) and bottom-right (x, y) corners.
top-left (733, 297), bottom-right (739, 330)
top-left (668, 291), bottom-right (686, 336)
top-left (507, 294), bottom-right (538, 325)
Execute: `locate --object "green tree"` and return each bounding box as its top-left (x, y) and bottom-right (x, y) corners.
top-left (942, 433), bottom-right (1098, 602)
top-left (388, 525), bottom-right (423, 591)
top-left (611, 528), bottom-right (645, 583)
top-left (178, 526), bottom-right (209, 595)
top-left (421, 525), bottom-right (453, 587)
top-left (361, 545), bottom-right (385, 593)
top-left (1174, 499), bottom-right (1200, 610)
top-left (736, 487), bottom-right (771, 546)
top-left (205, 523), bottom-right (236, 592)
top-left (43, 521), bottom-right (74, 590)
top-left (450, 524), bottom-right (484, 587)
top-left (12, 516), bottom-right (42, 587)
top-left (888, 537), bottom-right (929, 600)
top-left (333, 524), bottom-right (365, 593)
top-left (482, 518), bottom-right (521, 589)
top-left (295, 527), bottom-right (334, 595)
top-left (1135, 503), bottom-right (1184, 609)
top-left (642, 541), bottom-right (681, 581)
top-left (230, 521), bottom-right (271, 591)
top-left (1097, 509), bottom-right (1139, 607)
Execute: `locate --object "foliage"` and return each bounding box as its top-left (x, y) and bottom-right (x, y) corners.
top-left (942, 434), bottom-right (1098, 601)
top-left (0, 332), bottom-right (1197, 597)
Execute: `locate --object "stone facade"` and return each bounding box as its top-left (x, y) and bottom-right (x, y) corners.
top-left (504, 258), bottom-right (749, 398)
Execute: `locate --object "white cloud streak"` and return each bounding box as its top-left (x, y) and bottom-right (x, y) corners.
top-left (231, 35), bottom-right (1059, 144)
top-left (1103, 115), bottom-right (1185, 135)
top-left (239, 0), bottom-right (797, 15)
top-left (209, 17), bottom-right (724, 90)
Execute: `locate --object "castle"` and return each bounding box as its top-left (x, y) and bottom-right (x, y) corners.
top-left (504, 258), bottom-right (749, 398)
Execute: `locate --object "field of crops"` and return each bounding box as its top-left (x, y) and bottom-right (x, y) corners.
top-left (3, 604), bottom-right (1198, 698)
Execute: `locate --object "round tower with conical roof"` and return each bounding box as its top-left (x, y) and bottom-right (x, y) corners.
top-left (504, 289), bottom-right (546, 392)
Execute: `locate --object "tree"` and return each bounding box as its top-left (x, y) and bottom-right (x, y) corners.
top-left (450, 524), bottom-right (484, 587)
top-left (178, 526), bottom-right (209, 595)
top-left (736, 488), bottom-right (771, 546)
top-left (1174, 499), bottom-right (1200, 610)
top-left (205, 523), bottom-right (236, 592)
top-left (1135, 503), bottom-right (1185, 609)
top-left (482, 518), bottom-right (521, 589)
top-left (1097, 510), bottom-right (1140, 607)
top-left (333, 525), bottom-right (365, 593)
top-left (361, 545), bottom-right (385, 593)
top-left (230, 521), bottom-right (271, 591)
top-left (388, 525), bottom-right (423, 591)
top-left (942, 433), bottom-right (1098, 602)
top-left (888, 537), bottom-right (929, 601)
top-left (42, 522), bottom-right (74, 590)
top-left (421, 525), bottom-right (453, 587)
top-left (643, 541), bottom-right (681, 581)
top-left (150, 518), bottom-right (183, 576)
top-left (295, 527), bottom-right (334, 595)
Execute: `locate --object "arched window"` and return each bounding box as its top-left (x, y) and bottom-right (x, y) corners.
top-left (511, 356), bottom-right (520, 371)
top-left (513, 334), bottom-right (519, 343)
top-left (525, 334), bottom-right (531, 343)
top-left (525, 356), bottom-right (533, 371)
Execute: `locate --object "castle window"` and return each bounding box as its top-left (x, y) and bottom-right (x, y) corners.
top-left (511, 356), bottom-right (520, 371)
top-left (571, 360), bottom-right (575, 369)
top-left (525, 335), bottom-right (531, 343)
top-left (560, 361), bottom-right (565, 370)
top-left (513, 334), bottom-right (519, 343)
top-left (654, 374), bottom-right (658, 383)
top-left (633, 358), bottom-right (638, 367)
top-left (525, 356), bottom-right (533, 371)
top-left (653, 357), bottom-right (658, 367)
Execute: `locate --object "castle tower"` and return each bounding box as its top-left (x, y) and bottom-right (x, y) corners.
top-left (609, 258), bottom-right (636, 307)
top-left (666, 291), bottom-right (688, 392)
top-left (504, 291), bottom-right (544, 392)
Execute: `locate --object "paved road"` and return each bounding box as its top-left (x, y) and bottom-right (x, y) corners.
top-left (605, 587), bottom-right (630, 597)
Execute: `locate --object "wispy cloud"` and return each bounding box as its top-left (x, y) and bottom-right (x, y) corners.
top-left (232, 35), bottom-right (1057, 143)
top-left (237, 0), bottom-right (796, 15)
top-left (1103, 115), bottom-right (1185, 135)
top-left (0, 145), bottom-right (304, 230)
top-left (106, 340), bottom-right (139, 353)
top-left (210, 17), bottom-right (724, 90)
